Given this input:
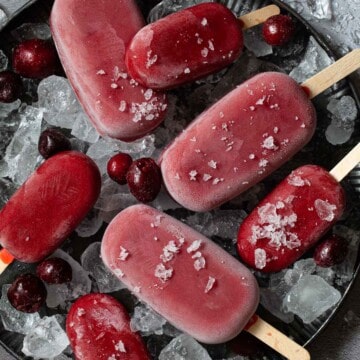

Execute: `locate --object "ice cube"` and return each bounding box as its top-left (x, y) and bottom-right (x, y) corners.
top-left (0, 105), bottom-right (43, 185)
top-left (325, 120), bottom-right (354, 145)
top-left (38, 75), bottom-right (82, 129)
top-left (75, 208), bottom-right (103, 238)
top-left (283, 274), bottom-right (341, 324)
top-left (0, 99), bottom-right (21, 118)
top-left (45, 249), bottom-right (91, 309)
top-left (306, 0), bottom-right (332, 19)
top-left (293, 258), bottom-right (317, 275)
top-left (0, 285), bottom-right (41, 335)
top-left (289, 36), bottom-right (333, 83)
top-left (0, 9), bottom-right (8, 29)
top-left (244, 27), bottom-right (273, 57)
top-left (11, 23), bottom-right (51, 41)
top-left (158, 334), bottom-right (212, 360)
top-left (80, 242), bottom-right (126, 293)
top-left (71, 111), bottom-right (100, 143)
top-left (0, 49), bottom-right (8, 70)
top-left (0, 178), bottom-right (18, 208)
top-left (22, 315), bottom-right (69, 359)
top-left (130, 303), bottom-right (167, 336)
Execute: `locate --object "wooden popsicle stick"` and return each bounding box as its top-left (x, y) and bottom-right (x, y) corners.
top-left (330, 142), bottom-right (360, 182)
top-left (301, 49), bottom-right (360, 99)
top-left (246, 316), bottom-right (311, 360)
top-left (0, 249), bottom-right (15, 274)
top-left (239, 4), bottom-right (280, 30)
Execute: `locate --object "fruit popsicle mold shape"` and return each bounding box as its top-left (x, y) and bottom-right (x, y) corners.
top-left (160, 49), bottom-right (360, 212)
top-left (66, 293), bottom-right (150, 360)
top-left (160, 71), bottom-right (317, 212)
top-left (0, 151), bottom-right (101, 264)
top-left (50, 0), bottom-right (167, 141)
top-left (237, 142), bottom-right (360, 272)
top-left (101, 204), bottom-right (260, 344)
top-left (125, 3), bottom-right (280, 90)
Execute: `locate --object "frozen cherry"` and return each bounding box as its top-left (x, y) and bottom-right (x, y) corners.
top-left (126, 157), bottom-right (162, 203)
top-left (7, 274), bottom-right (47, 313)
top-left (36, 257), bottom-right (72, 284)
top-left (12, 39), bottom-right (60, 79)
top-left (313, 234), bottom-right (348, 267)
top-left (38, 128), bottom-right (71, 159)
top-left (107, 153), bottom-right (133, 185)
top-left (262, 15), bottom-right (296, 46)
top-left (0, 70), bottom-right (23, 103)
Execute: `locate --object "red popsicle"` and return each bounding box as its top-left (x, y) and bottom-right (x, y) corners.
top-left (0, 151), bottom-right (101, 265)
top-left (125, 3), bottom-right (280, 90)
top-left (237, 143), bottom-right (360, 272)
top-left (50, 0), bottom-right (167, 141)
top-left (66, 293), bottom-right (150, 360)
top-left (101, 204), bottom-right (259, 344)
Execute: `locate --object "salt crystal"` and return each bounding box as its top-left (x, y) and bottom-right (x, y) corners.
top-left (203, 173), bottom-right (212, 181)
top-left (201, 48), bottom-right (209, 57)
top-left (160, 240), bottom-right (180, 262)
top-left (184, 67), bottom-right (191, 74)
top-left (208, 160), bottom-right (217, 169)
top-left (187, 239), bottom-right (202, 253)
top-left (314, 199), bottom-right (337, 221)
top-left (115, 340), bottom-right (126, 353)
top-left (204, 276), bottom-right (216, 293)
top-left (201, 18), bottom-right (208, 26)
top-left (119, 246), bottom-right (129, 261)
top-left (254, 248), bottom-right (267, 269)
top-left (119, 100), bottom-right (127, 112)
top-left (155, 264), bottom-right (173, 282)
top-left (262, 136), bottom-right (278, 150)
top-left (189, 170), bottom-right (198, 181)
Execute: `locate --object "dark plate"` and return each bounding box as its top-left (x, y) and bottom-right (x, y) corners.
top-left (0, 0), bottom-right (360, 359)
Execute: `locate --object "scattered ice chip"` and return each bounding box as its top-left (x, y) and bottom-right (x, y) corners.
top-left (283, 274), bottom-right (341, 324)
top-left (290, 36), bottom-right (333, 83)
top-left (0, 105), bottom-right (43, 185)
top-left (80, 242), bottom-right (126, 293)
top-left (130, 303), bottom-right (167, 336)
top-left (75, 208), bottom-right (103, 238)
top-left (0, 49), bottom-right (8, 70)
top-left (22, 315), bottom-right (69, 359)
top-left (11, 22), bottom-right (51, 41)
top-left (0, 285), bottom-right (41, 335)
top-left (306, 0), bottom-right (332, 19)
top-left (38, 76), bottom-right (82, 129)
top-left (71, 111), bottom-right (100, 143)
top-left (244, 27), bottom-right (273, 57)
top-left (159, 334), bottom-right (212, 360)
top-left (45, 250), bottom-right (91, 309)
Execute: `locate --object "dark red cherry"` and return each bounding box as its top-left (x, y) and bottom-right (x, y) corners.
top-left (12, 39), bottom-right (60, 79)
top-left (36, 257), bottom-right (72, 284)
top-left (126, 157), bottom-right (162, 203)
top-left (0, 71), bottom-right (23, 103)
top-left (38, 128), bottom-right (71, 159)
top-left (7, 274), bottom-right (47, 313)
top-left (262, 15), bottom-right (296, 46)
top-left (107, 153), bottom-right (133, 185)
top-left (313, 234), bottom-right (348, 267)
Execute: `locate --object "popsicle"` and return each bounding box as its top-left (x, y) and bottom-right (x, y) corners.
top-left (0, 151), bottom-right (101, 268)
top-left (160, 49), bottom-right (360, 212)
top-left (50, 0), bottom-right (168, 141)
top-left (101, 204), bottom-right (259, 344)
top-left (101, 204), bottom-right (311, 359)
top-left (237, 143), bottom-right (360, 272)
top-left (67, 293), bottom-right (150, 360)
top-left (125, 3), bottom-right (280, 90)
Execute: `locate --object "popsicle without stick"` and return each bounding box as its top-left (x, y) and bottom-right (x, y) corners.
top-left (125, 3), bottom-right (280, 90)
top-left (0, 151), bottom-right (101, 273)
top-left (160, 49), bottom-right (360, 212)
top-left (237, 143), bottom-right (360, 273)
top-left (101, 204), bottom-right (310, 359)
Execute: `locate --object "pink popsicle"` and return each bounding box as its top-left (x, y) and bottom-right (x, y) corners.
top-left (101, 204), bottom-right (259, 344)
top-left (67, 293), bottom-right (150, 360)
top-left (125, 2), bottom-right (244, 90)
top-left (160, 72), bottom-right (317, 212)
top-left (0, 151), bottom-right (101, 263)
top-left (237, 165), bottom-right (346, 272)
top-left (50, 0), bottom-right (167, 141)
